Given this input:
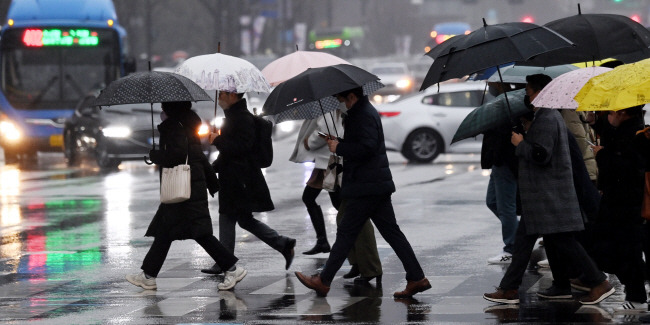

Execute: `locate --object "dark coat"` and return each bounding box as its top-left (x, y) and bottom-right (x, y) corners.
top-left (515, 107), bottom-right (584, 235)
top-left (212, 98), bottom-right (274, 215)
top-left (481, 125), bottom-right (518, 176)
top-left (145, 109), bottom-right (219, 240)
top-left (595, 116), bottom-right (646, 224)
top-left (336, 96), bottom-right (395, 198)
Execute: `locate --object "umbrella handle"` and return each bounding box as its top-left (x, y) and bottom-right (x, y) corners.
top-left (144, 156), bottom-right (154, 165)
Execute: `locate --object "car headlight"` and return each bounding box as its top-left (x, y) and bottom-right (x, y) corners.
top-left (0, 120), bottom-right (21, 141)
top-left (278, 121), bottom-right (297, 133)
top-left (102, 126), bottom-right (131, 138)
top-left (198, 123), bottom-right (209, 136)
top-left (396, 78), bottom-right (412, 89)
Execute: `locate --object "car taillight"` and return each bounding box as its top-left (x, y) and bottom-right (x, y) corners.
top-left (379, 111), bottom-right (400, 118)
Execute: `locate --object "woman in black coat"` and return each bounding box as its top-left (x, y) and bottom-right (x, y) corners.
top-left (126, 101), bottom-right (245, 291)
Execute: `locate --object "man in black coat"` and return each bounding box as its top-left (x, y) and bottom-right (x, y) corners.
top-left (295, 87), bottom-right (431, 298)
top-left (201, 91), bottom-right (296, 275)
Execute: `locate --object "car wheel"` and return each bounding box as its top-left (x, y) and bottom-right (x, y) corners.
top-left (63, 130), bottom-right (80, 167)
top-left (95, 139), bottom-right (121, 169)
top-left (401, 128), bottom-right (443, 163)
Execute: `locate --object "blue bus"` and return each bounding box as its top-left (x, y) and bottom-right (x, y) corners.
top-left (0, 0), bottom-right (134, 163)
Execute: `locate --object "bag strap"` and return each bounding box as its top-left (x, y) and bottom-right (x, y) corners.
top-left (177, 120), bottom-right (189, 164)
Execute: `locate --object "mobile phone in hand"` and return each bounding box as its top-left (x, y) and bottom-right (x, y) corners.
top-left (317, 131), bottom-right (328, 138)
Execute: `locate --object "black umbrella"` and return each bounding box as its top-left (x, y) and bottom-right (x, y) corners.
top-left (262, 64), bottom-right (384, 133)
top-left (521, 5), bottom-right (650, 67)
top-left (94, 69), bottom-right (212, 164)
top-left (420, 20), bottom-right (574, 90)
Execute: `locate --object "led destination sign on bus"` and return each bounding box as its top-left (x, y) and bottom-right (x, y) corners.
top-left (22, 29), bottom-right (99, 47)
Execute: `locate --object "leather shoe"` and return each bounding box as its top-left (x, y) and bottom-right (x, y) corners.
top-left (579, 280), bottom-right (615, 305)
top-left (295, 272), bottom-right (330, 297)
top-left (282, 238), bottom-right (296, 270)
top-left (342, 264), bottom-right (360, 279)
top-left (200, 263), bottom-right (223, 275)
top-left (393, 278), bottom-right (432, 298)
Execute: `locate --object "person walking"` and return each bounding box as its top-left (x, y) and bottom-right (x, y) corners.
top-left (126, 101), bottom-right (245, 291)
top-left (294, 87), bottom-right (430, 298)
top-left (589, 105), bottom-right (648, 313)
top-left (484, 74), bottom-right (613, 306)
top-left (289, 111), bottom-right (343, 255)
top-left (201, 92), bottom-right (296, 275)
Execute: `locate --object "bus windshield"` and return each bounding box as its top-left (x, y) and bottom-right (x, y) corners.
top-left (1, 27), bottom-right (120, 110)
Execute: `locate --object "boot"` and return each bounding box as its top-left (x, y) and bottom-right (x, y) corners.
top-left (302, 205), bottom-right (331, 255)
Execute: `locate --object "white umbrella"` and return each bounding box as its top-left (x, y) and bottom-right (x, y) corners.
top-left (175, 52), bottom-right (270, 93)
top-left (261, 50), bottom-right (351, 86)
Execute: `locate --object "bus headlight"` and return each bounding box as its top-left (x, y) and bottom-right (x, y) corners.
top-left (0, 120), bottom-right (21, 142)
top-left (102, 126), bottom-right (131, 138)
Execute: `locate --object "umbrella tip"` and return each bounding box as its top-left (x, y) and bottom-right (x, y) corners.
top-left (148, 61), bottom-right (151, 72)
top-left (482, 18), bottom-right (487, 27)
top-left (578, 3), bottom-right (581, 15)
top-left (218, 41), bottom-right (221, 53)
top-left (295, 44), bottom-right (299, 51)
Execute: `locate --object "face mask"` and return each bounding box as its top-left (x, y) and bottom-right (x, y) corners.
top-left (160, 111), bottom-right (168, 121)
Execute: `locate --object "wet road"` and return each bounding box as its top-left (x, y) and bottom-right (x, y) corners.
top-left (0, 137), bottom-right (640, 324)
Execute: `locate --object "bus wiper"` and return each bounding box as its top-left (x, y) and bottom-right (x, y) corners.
top-left (64, 74), bottom-right (85, 97)
top-left (29, 75), bottom-right (59, 106)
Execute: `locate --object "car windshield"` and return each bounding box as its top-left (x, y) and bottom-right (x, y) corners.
top-left (1, 27), bottom-right (121, 110)
top-left (422, 90), bottom-right (494, 107)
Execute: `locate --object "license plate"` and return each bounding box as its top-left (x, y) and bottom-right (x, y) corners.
top-left (49, 134), bottom-right (63, 147)
top-left (148, 137), bottom-right (159, 145)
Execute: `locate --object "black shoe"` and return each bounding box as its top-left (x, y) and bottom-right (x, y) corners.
top-left (354, 275), bottom-right (382, 287)
top-left (200, 263), bottom-right (223, 275)
top-left (537, 285), bottom-right (572, 299)
top-left (302, 241), bottom-right (331, 255)
top-left (282, 238), bottom-right (296, 270)
top-left (343, 265), bottom-right (360, 279)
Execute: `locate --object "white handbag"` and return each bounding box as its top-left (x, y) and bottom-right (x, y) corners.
top-left (160, 155), bottom-right (191, 204)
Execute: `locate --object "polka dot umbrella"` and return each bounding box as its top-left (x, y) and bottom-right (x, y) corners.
top-left (93, 70), bottom-right (213, 163)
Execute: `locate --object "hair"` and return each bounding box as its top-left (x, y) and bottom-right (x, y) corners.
top-left (599, 60), bottom-right (623, 69)
top-left (161, 101), bottom-right (192, 117)
top-left (525, 74), bottom-right (552, 93)
top-left (621, 104), bottom-right (645, 118)
top-left (235, 93), bottom-right (244, 99)
top-left (336, 87), bottom-right (364, 99)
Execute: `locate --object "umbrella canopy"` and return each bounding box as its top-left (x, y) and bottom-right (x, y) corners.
top-left (522, 13), bottom-right (650, 67)
top-left (93, 71), bottom-right (213, 106)
top-left (175, 52), bottom-right (271, 93)
top-left (420, 20), bottom-right (573, 90)
top-left (262, 64), bottom-right (384, 124)
top-left (532, 66), bottom-right (611, 109)
top-left (485, 64), bottom-right (578, 84)
top-left (261, 50), bottom-right (351, 86)
top-left (452, 89), bottom-right (529, 144)
top-left (575, 58), bottom-right (650, 111)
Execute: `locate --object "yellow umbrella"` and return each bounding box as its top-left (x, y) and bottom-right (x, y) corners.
top-left (575, 58), bottom-right (650, 111)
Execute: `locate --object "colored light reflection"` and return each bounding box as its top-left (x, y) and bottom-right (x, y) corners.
top-left (0, 166), bottom-right (21, 227)
top-left (104, 172), bottom-right (133, 258)
top-left (22, 28), bottom-right (99, 47)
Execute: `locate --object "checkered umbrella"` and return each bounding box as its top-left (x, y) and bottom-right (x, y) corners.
top-left (262, 64), bottom-right (384, 124)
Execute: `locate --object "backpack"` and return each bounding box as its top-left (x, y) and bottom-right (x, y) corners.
top-left (252, 114), bottom-right (273, 168)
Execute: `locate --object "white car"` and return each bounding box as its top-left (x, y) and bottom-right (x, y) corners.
top-left (376, 81), bottom-right (494, 163)
top-left (369, 62), bottom-right (415, 103)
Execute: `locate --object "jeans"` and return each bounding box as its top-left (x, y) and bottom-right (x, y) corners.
top-left (486, 164), bottom-right (518, 254)
top-left (219, 213), bottom-right (291, 254)
top-left (320, 194), bottom-right (424, 285)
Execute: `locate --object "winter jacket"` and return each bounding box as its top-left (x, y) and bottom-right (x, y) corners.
top-left (145, 109), bottom-right (219, 240)
top-left (335, 96), bottom-right (395, 198)
top-left (212, 98), bottom-right (274, 215)
top-left (560, 110), bottom-right (598, 181)
top-left (290, 111), bottom-right (345, 169)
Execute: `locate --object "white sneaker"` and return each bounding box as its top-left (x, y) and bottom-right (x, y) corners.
top-left (487, 252), bottom-right (512, 264)
top-left (537, 259), bottom-right (550, 268)
top-left (614, 301), bottom-right (648, 314)
top-left (218, 266), bottom-right (247, 290)
top-left (126, 271), bottom-right (157, 290)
